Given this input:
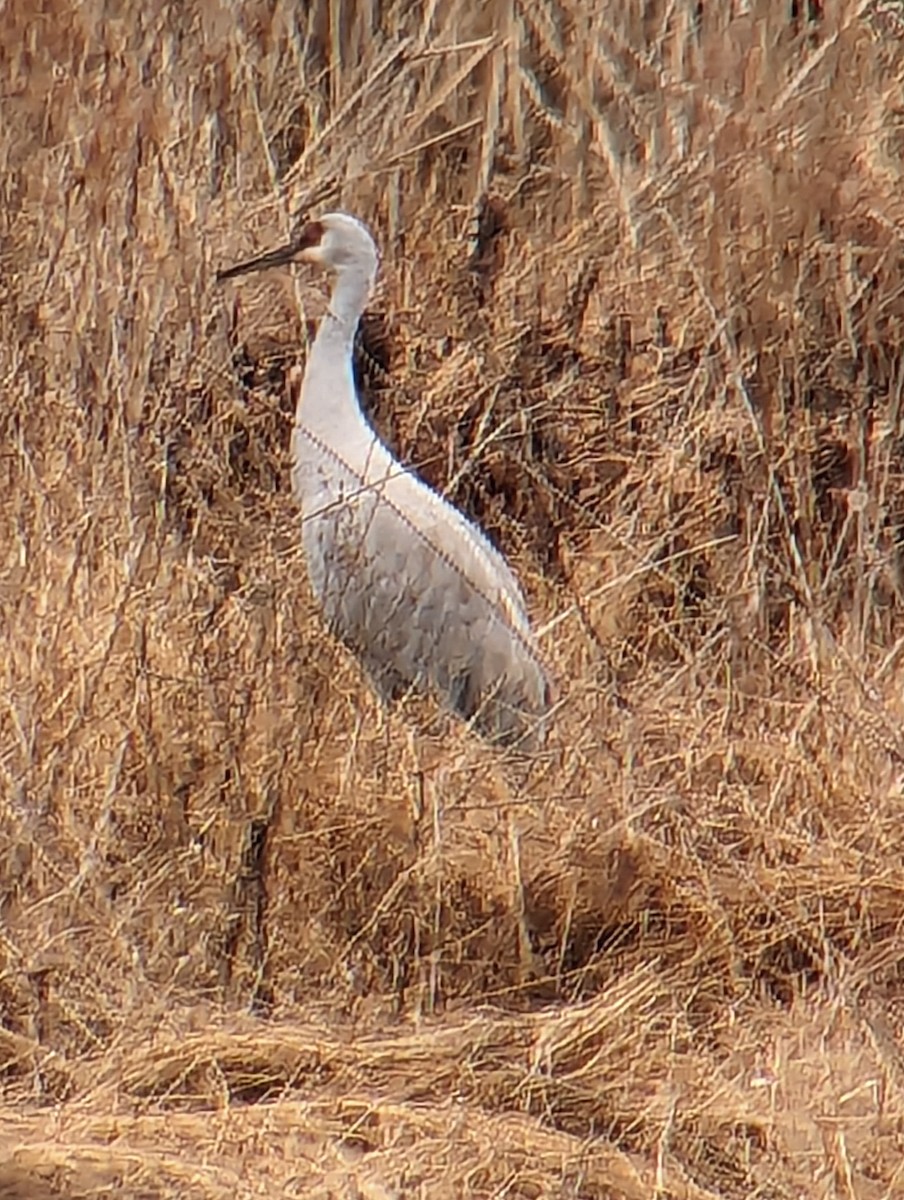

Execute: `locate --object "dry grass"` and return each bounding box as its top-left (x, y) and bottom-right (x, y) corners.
top-left (2, 0), bottom-right (904, 1195)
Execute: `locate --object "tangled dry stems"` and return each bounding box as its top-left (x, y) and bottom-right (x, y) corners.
top-left (2, 1), bottom-right (904, 1196)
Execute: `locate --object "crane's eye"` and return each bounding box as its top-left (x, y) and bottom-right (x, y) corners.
top-left (296, 220), bottom-right (325, 251)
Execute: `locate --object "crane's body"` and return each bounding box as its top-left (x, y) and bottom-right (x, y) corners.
top-left (218, 213), bottom-right (549, 749)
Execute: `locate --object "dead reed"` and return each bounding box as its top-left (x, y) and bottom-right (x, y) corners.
top-left (1, 1), bottom-right (904, 1195)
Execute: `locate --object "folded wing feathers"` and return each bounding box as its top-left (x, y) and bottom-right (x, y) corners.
top-left (312, 469), bottom-right (549, 749)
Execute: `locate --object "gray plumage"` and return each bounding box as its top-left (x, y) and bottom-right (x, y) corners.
top-left (218, 212), bottom-right (549, 749)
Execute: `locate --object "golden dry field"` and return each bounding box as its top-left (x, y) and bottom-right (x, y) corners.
top-left (2, 1), bottom-right (904, 1196)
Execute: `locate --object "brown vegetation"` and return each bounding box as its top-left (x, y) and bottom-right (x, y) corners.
top-left (2, 1), bottom-right (904, 1196)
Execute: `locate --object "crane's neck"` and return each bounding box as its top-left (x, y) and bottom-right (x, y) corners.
top-left (296, 263), bottom-right (381, 464)
top-left (326, 263), bottom-right (373, 331)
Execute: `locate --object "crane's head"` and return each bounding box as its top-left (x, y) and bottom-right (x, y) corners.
top-left (217, 212), bottom-right (379, 283)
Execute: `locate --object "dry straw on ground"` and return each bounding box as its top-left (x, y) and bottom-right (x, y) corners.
top-left (2, 1), bottom-right (904, 1196)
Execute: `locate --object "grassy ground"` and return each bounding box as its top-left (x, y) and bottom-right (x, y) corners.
top-left (2, 1), bottom-right (904, 1196)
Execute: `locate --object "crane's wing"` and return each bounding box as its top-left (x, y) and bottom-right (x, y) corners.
top-left (305, 481), bottom-right (549, 749)
top-left (369, 456), bottom-right (536, 646)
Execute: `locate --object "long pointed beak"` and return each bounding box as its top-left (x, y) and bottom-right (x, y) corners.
top-left (216, 240), bottom-right (301, 282)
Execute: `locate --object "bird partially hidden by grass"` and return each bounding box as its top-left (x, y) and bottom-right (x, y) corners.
top-left (218, 212), bottom-right (550, 751)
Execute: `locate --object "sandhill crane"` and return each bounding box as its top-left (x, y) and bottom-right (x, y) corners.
top-left (217, 212), bottom-right (550, 750)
